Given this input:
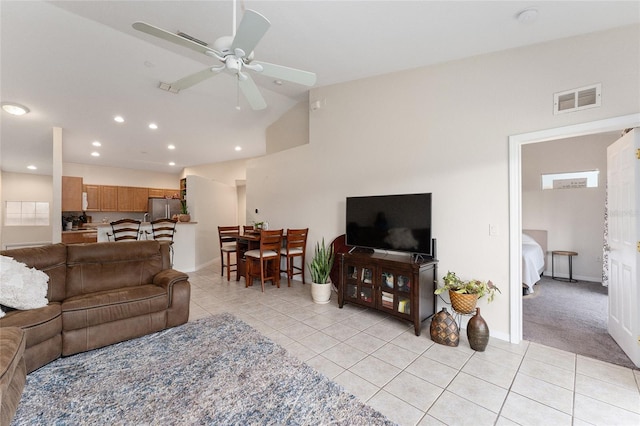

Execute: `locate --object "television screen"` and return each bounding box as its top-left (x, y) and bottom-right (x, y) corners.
top-left (346, 193), bottom-right (432, 255)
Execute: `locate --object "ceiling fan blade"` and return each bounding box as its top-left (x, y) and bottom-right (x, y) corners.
top-left (132, 21), bottom-right (218, 57)
top-left (170, 67), bottom-right (221, 91)
top-left (253, 61), bottom-right (317, 87)
top-left (238, 75), bottom-right (267, 110)
top-left (230, 10), bottom-right (271, 56)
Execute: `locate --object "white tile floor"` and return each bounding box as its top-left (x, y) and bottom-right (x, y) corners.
top-left (187, 264), bottom-right (640, 426)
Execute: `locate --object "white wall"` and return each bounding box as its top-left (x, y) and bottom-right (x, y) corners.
top-left (1, 172), bottom-right (54, 248)
top-left (186, 175), bottom-right (237, 269)
top-left (522, 133), bottom-right (615, 281)
top-left (247, 25), bottom-right (640, 339)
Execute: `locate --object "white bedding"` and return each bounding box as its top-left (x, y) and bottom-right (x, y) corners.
top-left (522, 233), bottom-right (545, 293)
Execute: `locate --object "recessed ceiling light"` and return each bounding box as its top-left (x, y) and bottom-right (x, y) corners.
top-left (148, 123), bottom-right (158, 130)
top-left (92, 141), bottom-right (101, 147)
top-left (2, 102), bottom-right (30, 116)
top-left (168, 144), bottom-right (175, 150)
top-left (91, 152), bottom-right (100, 157)
top-left (169, 161), bottom-right (176, 166)
top-left (114, 115), bottom-right (124, 123)
top-left (27, 165), bottom-right (37, 170)
top-left (235, 146), bottom-right (242, 151)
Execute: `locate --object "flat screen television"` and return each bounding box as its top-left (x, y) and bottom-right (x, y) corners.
top-left (346, 193), bottom-right (433, 256)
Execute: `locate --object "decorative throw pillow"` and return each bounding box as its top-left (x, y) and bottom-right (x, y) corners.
top-left (0, 255), bottom-right (49, 317)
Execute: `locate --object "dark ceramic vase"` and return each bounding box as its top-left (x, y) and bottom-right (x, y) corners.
top-left (430, 307), bottom-right (459, 347)
top-left (467, 308), bottom-right (489, 351)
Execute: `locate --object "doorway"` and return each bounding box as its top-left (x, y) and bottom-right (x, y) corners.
top-left (508, 113), bottom-right (640, 344)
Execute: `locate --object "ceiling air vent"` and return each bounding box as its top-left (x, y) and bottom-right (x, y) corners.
top-left (553, 83), bottom-right (601, 114)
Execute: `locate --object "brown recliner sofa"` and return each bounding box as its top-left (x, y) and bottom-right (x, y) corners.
top-left (0, 240), bottom-right (190, 424)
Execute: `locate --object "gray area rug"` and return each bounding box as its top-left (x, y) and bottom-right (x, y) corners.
top-left (13, 313), bottom-right (395, 425)
top-left (523, 276), bottom-right (636, 370)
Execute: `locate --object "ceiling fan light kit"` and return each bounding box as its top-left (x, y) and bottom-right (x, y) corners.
top-left (133, 7), bottom-right (316, 110)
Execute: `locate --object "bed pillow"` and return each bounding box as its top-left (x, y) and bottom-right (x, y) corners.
top-left (0, 255), bottom-right (49, 318)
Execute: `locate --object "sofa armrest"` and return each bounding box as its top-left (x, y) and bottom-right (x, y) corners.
top-left (153, 269), bottom-right (189, 302)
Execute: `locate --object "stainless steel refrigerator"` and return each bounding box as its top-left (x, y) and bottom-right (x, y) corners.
top-left (147, 198), bottom-right (181, 221)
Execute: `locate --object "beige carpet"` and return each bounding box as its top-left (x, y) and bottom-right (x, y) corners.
top-left (523, 276), bottom-right (637, 370)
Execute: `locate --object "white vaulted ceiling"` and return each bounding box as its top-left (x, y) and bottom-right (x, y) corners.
top-left (1, 1), bottom-right (638, 175)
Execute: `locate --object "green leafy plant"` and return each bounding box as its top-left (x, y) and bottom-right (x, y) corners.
top-left (434, 271), bottom-right (501, 302)
top-left (309, 238), bottom-right (335, 284)
top-left (180, 199), bottom-right (189, 214)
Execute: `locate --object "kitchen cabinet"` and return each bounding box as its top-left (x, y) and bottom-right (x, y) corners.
top-left (118, 187), bottom-right (148, 212)
top-left (148, 188), bottom-right (165, 198)
top-left (83, 184), bottom-right (100, 211)
top-left (61, 230), bottom-right (97, 244)
top-left (62, 176), bottom-right (83, 211)
top-left (100, 186), bottom-right (118, 211)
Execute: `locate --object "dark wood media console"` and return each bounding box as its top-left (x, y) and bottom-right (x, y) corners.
top-left (338, 251), bottom-right (438, 336)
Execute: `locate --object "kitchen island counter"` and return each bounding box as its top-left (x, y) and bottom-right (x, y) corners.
top-left (96, 221), bottom-right (197, 272)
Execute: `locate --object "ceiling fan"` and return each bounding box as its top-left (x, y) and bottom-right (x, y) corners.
top-left (132, 7), bottom-right (316, 110)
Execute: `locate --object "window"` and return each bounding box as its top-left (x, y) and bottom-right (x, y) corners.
top-left (5, 201), bottom-right (50, 226)
top-left (541, 170), bottom-right (599, 190)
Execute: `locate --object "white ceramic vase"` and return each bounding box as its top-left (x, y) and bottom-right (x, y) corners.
top-left (311, 282), bottom-right (331, 304)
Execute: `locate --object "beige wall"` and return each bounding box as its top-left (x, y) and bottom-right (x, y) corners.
top-left (63, 162), bottom-right (181, 189)
top-left (522, 133), bottom-right (616, 281)
top-left (184, 158), bottom-right (248, 187)
top-left (1, 172), bottom-right (54, 249)
top-left (266, 101), bottom-right (309, 154)
top-left (247, 24), bottom-right (640, 340)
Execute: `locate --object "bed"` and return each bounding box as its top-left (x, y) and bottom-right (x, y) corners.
top-left (522, 229), bottom-right (547, 294)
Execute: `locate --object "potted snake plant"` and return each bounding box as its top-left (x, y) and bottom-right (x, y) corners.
top-left (309, 238), bottom-right (335, 304)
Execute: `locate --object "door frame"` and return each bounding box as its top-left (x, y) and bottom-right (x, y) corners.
top-left (508, 113), bottom-right (640, 343)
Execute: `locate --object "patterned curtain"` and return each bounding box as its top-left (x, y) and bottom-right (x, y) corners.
top-left (602, 182), bottom-right (609, 286)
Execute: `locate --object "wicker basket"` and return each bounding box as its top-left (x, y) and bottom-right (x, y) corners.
top-left (449, 290), bottom-right (478, 314)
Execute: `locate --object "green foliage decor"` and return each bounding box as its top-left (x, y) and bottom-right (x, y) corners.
top-left (309, 238), bottom-right (335, 284)
top-left (434, 271), bottom-right (501, 303)
top-left (180, 199), bottom-right (189, 214)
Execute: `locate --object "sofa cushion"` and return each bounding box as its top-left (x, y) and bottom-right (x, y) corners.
top-left (0, 244), bottom-right (67, 303)
top-left (62, 285), bottom-right (168, 331)
top-left (0, 327), bottom-right (26, 426)
top-left (0, 303), bottom-right (62, 348)
top-left (65, 241), bottom-right (164, 298)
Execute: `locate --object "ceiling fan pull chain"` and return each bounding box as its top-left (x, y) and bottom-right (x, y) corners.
top-left (236, 75), bottom-right (241, 111)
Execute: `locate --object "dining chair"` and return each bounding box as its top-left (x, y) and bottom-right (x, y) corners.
top-left (280, 228), bottom-right (308, 286)
top-left (108, 219), bottom-right (142, 241)
top-left (243, 225), bottom-right (254, 234)
top-left (245, 229), bottom-right (283, 292)
top-left (147, 219), bottom-right (177, 266)
top-left (218, 226), bottom-right (240, 281)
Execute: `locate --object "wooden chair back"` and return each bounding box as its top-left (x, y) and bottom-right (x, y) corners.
top-left (259, 229), bottom-right (283, 255)
top-left (219, 225), bottom-right (240, 246)
top-left (284, 228), bottom-right (308, 253)
top-left (109, 219), bottom-right (141, 241)
top-left (243, 225), bottom-right (255, 234)
top-left (149, 219), bottom-right (177, 243)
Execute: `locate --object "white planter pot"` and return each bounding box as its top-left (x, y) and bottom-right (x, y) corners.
top-left (311, 282), bottom-right (331, 304)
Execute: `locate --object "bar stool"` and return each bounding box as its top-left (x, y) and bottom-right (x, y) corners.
top-left (280, 228), bottom-right (308, 286)
top-left (147, 219), bottom-right (177, 266)
top-left (218, 226), bottom-right (239, 281)
top-left (108, 219), bottom-right (141, 241)
top-left (245, 229), bottom-right (283, 292)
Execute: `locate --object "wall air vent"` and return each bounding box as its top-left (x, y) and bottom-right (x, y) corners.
top-left (553, 83), bottom-right (601, 115)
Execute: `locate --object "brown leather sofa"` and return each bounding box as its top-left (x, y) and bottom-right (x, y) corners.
top-left (0, 240), bottom-right (190, 423)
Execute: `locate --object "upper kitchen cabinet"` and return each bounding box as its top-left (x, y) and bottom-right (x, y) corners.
top-left (83, 184), bottom-right (100, 211)
top-left (100, 186), bottom-right (118, 211)
top-left (118, 186), bottom-right (148, 212)
top-left (149, 188), bottom-right (180, 199)
top-left (62, 176), bottom-right (83, 211)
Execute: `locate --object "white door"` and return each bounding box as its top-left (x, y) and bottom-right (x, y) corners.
top-left (607, 128), bottom-right (640, 367)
